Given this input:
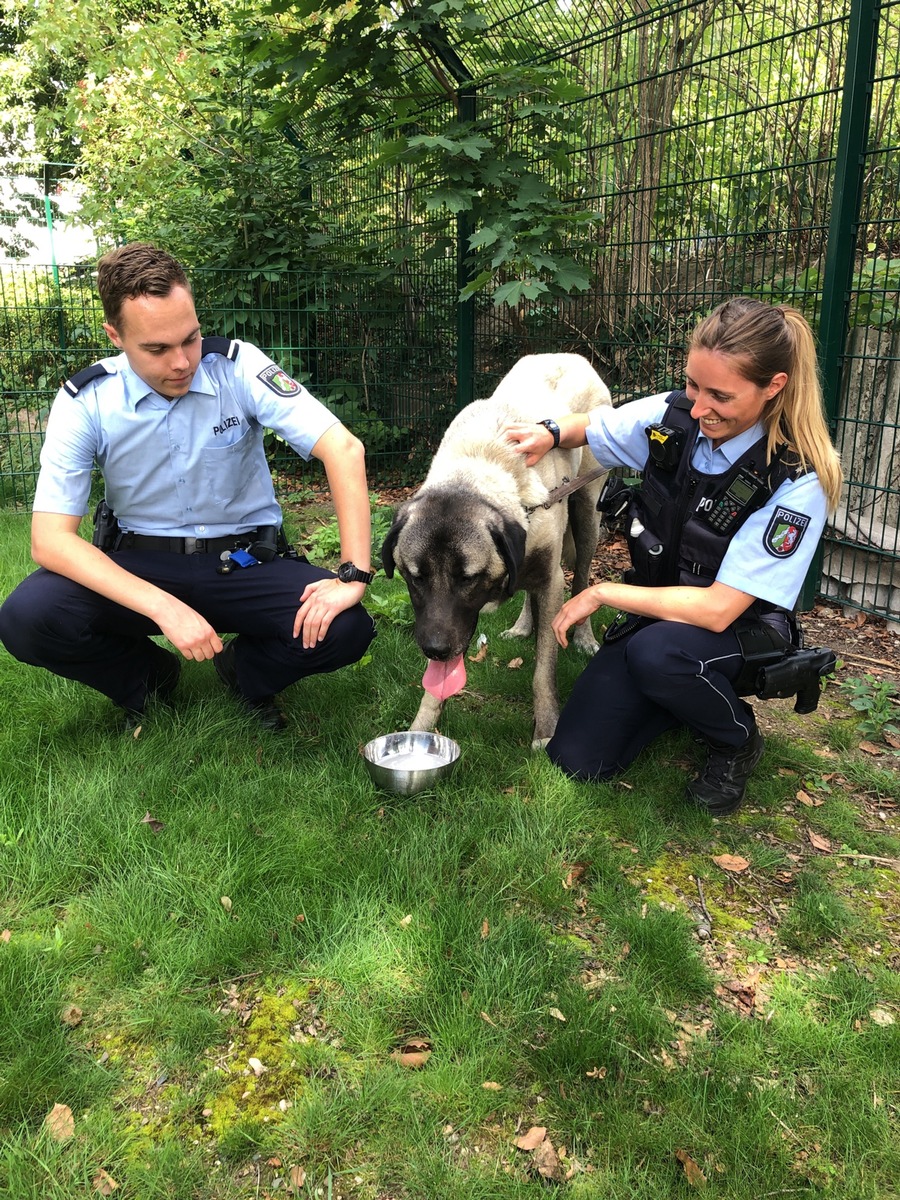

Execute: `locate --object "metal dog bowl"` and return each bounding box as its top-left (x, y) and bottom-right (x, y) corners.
top-left (362, 730), bottom-right (461, 795)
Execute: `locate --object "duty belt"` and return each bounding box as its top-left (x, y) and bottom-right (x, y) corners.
top-left (114, 531), bottom-right (260, 555)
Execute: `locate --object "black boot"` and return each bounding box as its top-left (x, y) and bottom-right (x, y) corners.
top-left (686, 728), bottom-right (765, 816)
top-left (214, 638), bottom-right (288, 732)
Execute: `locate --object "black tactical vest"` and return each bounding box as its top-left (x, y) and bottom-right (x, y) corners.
top-left (625, 391), bottom-right (802, 615)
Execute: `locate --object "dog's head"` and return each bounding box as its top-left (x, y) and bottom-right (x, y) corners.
top-left (381, 489), bottom-right (527, 660)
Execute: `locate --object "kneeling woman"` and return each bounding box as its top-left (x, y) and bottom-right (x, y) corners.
top-left (504, 299), bottom-right (842, 815)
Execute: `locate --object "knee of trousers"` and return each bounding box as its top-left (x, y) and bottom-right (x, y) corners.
top-left (0, 576), bottom-right (61, 662)
top-left (545, 730), bottom-right (617, 783)
top-left (296, 604), bottom-right (377, 673)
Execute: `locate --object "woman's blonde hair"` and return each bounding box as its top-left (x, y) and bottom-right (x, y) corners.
top-left (689, 298), bottom-right (843, 512)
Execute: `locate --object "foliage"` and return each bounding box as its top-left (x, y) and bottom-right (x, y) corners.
top-left (839, 673), bottom-right (900, 744)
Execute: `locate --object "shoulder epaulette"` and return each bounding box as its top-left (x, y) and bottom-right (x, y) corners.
top-left (201, 336), bottom-right (239, 360)
top-left (63, 363), bottom-right (113, 396)
top-left (669, 390), bottom-right (692, 411)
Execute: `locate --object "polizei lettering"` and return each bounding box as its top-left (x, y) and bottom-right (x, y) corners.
top-left (213, 416), bottom-right (241, 437)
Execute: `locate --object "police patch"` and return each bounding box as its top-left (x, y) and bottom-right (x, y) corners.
top-left (763, 506), bottom-right (811, 559)
top-left (257, 364), bottom-right (301, 396)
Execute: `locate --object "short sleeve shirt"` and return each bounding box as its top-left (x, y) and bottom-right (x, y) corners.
top-left (33, 340), bottom-right (340, 537)
top-left (585, 393), bottom-right (829, 611)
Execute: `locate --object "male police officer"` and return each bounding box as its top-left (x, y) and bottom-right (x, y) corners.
top-left (0, 243), bottom-right (376, 730)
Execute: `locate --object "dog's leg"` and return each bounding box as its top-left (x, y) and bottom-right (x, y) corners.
top-left (409, 690), bottom-right (444, 732)
top-left (501, 593), bottom-right (533, 639)
top-left (530, 561), bottom-right (565, 748)
top-left (567, 480), bottom-right (605, 656)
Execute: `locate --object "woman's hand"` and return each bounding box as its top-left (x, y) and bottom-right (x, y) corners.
top-left (552, 585), bottom-right (606, 648)
top-left (503, 422), bottom-right (555, 468)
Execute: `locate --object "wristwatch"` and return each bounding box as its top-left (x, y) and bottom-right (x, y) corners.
top-left (337, 561), bottom-right (375, 584)
top-left (538, 418), bottom-right (561, 448)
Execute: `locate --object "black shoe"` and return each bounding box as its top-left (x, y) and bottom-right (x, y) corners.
top-left (214, 639), bottom-right (288, 733)
top-left (124, 648), bottom-right (181, 728)
top-left (686, 729), bottom-right (765, 816)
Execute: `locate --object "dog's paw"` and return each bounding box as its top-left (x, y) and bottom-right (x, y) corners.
top-left (500, 625), bottom-right (531, 640)
top-left (572, 627), bottom-right (600, 656)
top-left (530, 736), bottom-right (551, 751)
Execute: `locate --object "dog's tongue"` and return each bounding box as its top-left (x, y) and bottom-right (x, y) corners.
top-left (422, 655), bottom-right (467, 700)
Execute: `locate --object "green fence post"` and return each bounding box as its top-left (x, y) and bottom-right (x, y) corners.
top-left (803, 0), bottom-right (880, 611)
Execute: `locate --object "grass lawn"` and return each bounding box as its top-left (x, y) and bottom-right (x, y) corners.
top-left (0, 505), bottom-right (898, 1200)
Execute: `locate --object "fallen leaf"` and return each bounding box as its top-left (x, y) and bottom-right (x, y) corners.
top-left (140, 811), bottom-right (165, 833)
top-left (515, 1126), bottom-right (547, 1151)
top-left (585, 1066), bottom-right (607, 1079)
top-left (480, 1011), bottom-right (497, 1026)
top-left (796, 789), bottom-right (823, 808)
top-left (858, 740), bottom-right (883, 755)
top-left (93, 1169), bottom-right (119, 1194)
top-left (885, 733), bottom-right (900, 750)
top-left (131, 724), bottom-right (141, 739)
top-left (562, 861), bottom-right (589, 889)
top-left (220, 896), bottom-right (233, 913)
top-left (533, 1137), bottom-right (564, 1181)
top-left (1, 929), bottom-right (11, 943)
top-left (675, 1148), bottom-right (707, 1186)
top-left (869, 1008), bottom-right (896, 1026)
top-left (390, 1049), bottom-right (432, 1068)
top-left (61, 1004), bottom-right (83, 1028)
top-left (712, 853), bottom-right (750, 873)
top-left (289, 1165), bottom-right (306, 1188)
top-left (507, 657), bottom-right (524, 669)
top-left (468, 642), bottom-right (489, 663)
top-left (248, 1057), bottom-right (266, 1076)
top-left (482, 1081), bottom-right (502, 1090)
top-left (399, 914), bottom-right (412, 928)
top-left (481, 919), bottom-right (490, 939)
top-left (548, 1007), bottom-right (567, 1022)
top-left (44, 1103), bottom-right (75, 1141)
top-left (807, 829), bottom-right (832, 852)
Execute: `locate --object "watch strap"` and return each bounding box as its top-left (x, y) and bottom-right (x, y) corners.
top-left (538, 418), bottom-right (561, 448)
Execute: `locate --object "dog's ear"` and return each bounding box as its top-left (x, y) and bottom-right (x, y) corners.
top-left (380, 508), bottom-right (409, 578)
top-left (490, 518), bottom-right (527, 597)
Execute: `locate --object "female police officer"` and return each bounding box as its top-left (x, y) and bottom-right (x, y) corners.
top-left (504, 299), bottom-right (843, 815)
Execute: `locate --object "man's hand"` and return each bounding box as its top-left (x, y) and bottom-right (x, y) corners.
top-left (153, 596), bottom-right (223, 660)
top-left (293, 577), bottom-right (366, 649)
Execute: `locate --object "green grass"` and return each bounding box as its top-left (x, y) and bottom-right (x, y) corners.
top-left (1, 508), bottom-right (899, 1199)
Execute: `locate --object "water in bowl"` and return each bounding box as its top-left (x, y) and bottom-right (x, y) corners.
top-left (383, 749), bottom-right (448, 771)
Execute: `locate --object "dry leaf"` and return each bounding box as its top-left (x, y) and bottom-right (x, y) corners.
top-left (533, 1137), bottom-right (564, 1181)
top-left (1, 929), bottom-right (12, 943)
top-left (482, 1081), bottom-right (503, 1090)
top-left (858, 740), bottom-right (883, 756)
top-left (481, 919), bottom-right (490, 939)
top-left (480, 1011), bottom-right (497, 1026)
top-left (585, 1066), bottom-right (607, 1079)
top-left (140, 811), bottom-right (165, 833)
top-left (131, 724), bottom-right (142, 739)
top-left (562, 861), bottom-right (589, 889)
top-left (93, 1169), bottom-right (119, 1195)
top-left (399, 914), bottom-right (412, 928)
top-left (61, 1004), bottom-right (83, 1028)
top-left (468, 642), bottom-right (489, 663)
top-left (807, 829), bottom-right (832, 852)
top-left (515, 1126), bottom-right (547, 1151)
top-left (248, 1057), bottom-right (266, 1076)
top-left (289, 1165), bottom-right (306, 1189)
top-left (796, 790), bottom-right (823, 808)
top-left (712, 853), bottom-right (750, 873)
top-left (869, 1008), bottom-right (896, 1026)
top-left (220, 896), bottom-right (233, 913)
top-left (548, 1007), bottom-right (567, 1022)
top-left (675, 1149), bottom-right (707, 1186)
top-left (44, 1102), bottom-right (75, 1141)
top-left (390, 1049), bottom-right (432, 1068)
top-left (507, 657), bottom-right (524, 669)
top-left (885, 733), bottom-right (900, 750)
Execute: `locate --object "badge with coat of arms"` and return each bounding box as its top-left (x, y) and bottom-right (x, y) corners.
top-left (257, 364), bottom-right (301, 396)
top-left (763, 506), bottom-right (810, 558)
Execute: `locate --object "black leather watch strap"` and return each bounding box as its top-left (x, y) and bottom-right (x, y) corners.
top-left (538, 418), bottom-right (561, 448)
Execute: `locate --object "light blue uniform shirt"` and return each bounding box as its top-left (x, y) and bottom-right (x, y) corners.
top-left (586, 393), bottom-right (829, 611)
top-left (34, 339), bottom-right (340, 537)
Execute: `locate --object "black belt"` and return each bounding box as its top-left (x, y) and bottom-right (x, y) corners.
top-left (115, 531), bottom-right (259, 555)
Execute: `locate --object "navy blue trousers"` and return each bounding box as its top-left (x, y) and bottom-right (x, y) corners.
top-left (0, 550), bottom-right (376, 714)
top-left (546, 620), bottom-right (757, 781)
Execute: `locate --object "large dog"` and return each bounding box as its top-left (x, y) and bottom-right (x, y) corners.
top-left (381, 353), bottom-right (612, 745)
